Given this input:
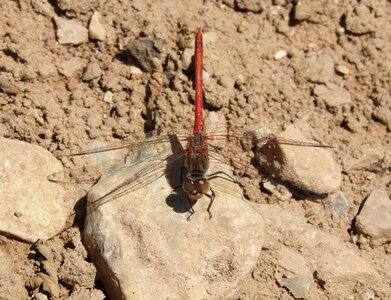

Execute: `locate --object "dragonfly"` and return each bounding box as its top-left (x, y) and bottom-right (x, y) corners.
top-left (51, 28), bottom-right (332, 225)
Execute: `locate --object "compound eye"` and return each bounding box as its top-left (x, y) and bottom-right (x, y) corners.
top-left (182, 178), bottom-right (210, 200)
top-left (194, 179), bottom-right (210, 195)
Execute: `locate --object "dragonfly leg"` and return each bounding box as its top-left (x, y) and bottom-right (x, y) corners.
top-left (186, 197), bottom-right (195, 221)
top-left (206, 188), bottom-right (216, 220)
top-left (207, 170), bottom-right (238, 184)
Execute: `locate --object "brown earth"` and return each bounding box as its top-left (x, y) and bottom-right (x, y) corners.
top-left (0, 0), bottom-right (390, 299)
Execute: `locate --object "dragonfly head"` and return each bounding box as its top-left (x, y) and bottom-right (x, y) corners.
top-left (182, 177), bottom-right (210, 200)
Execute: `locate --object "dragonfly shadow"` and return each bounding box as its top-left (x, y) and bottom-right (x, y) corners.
top-left (164, 135), bottom-right (192, 214)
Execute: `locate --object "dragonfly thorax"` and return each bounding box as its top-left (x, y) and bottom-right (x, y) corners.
top-left (182, 177), bottom-right (210, 200)
top-left (184, 132), bottom-right (209, 176)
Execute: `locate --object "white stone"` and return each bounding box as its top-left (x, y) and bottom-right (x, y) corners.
top-left (0, 138), bottom-right (66, 243)
top-left (83, 139), bottom-right (265, 299)
top-left (89, 11), bottom-right (106, 41)
top-left (53, 16), bottom-right (88, 45)
top-left (103, 91), bottom-right (113, 103)
top-left (274, 50), bottom-right (287, 60)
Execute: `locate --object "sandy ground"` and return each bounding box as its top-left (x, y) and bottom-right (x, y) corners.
top-left (0, 0), bottom-right (390, 299)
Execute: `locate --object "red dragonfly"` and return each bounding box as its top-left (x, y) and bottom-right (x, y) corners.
top-left (53, 28), bottom-right (331, 221)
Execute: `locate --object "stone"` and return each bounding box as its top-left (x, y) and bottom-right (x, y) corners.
top-left (36, 58), bottom-right (57, 78)
top-left (327, 191), bottom-right (350, 216)
top-left (313, 83), bottom-right (351, 107)
top-left (258, 204), bottom-right (379, 292)
top-left (181, 48), bottom-right (194, 70)
top-left (103, 91), bottom-right (113, 103)
top-left (235, 0), bottom-right (263, 12)
top-left (82, 61), bottom-right (102, 81)
top-left (254, 121), bottom-right (342, 195)
top-left (125, 37), bottom-right (166, 73)
top-left (89, 11), bottom-right (106, 41)
top-left (83, 139), bottom-right (265, 299)
top-left (0, 138), bottom-right (66, 243)
top-left (355, 189), bottom-right (391, 247)
top-left (59, 57), bottom-right (85, 78)
top-left (293, 0), bottom-right (327, 23)
top-left (306, 53), bottom-right (334, 84)
top-left (68, 288), bottom-right (105, 300)
top-left (281, 276), bottom-right (311, 299)
top-left (53, 16), bottom-right (88, 45)
top-left (274, 246), bottom-right (312, 276)
top-left (274, 50), bottom-right (287, 60)
top-left (0, 73), bottom-right (21, 95)
top-left (335, 64), bottom-right (350, 75)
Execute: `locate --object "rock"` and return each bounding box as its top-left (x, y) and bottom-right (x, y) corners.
top-left (125, 37), bottom-right (166, 73)
top-left (68, 288), bottom-right (105, 300)
top-left (0, 73), bottom-right (21, 95)
top-left (274, 246), bottom-right (312, 276)
top-left (335, 64), bottom-right (350, 76)
top-left (258, 204), bottom-right (379, 294)
top-left (274, 50), bottom-right (287, 60)
top-left (59, 57), bottom-right (85, 78)
top-left (103, 91), bottom-right (113, 103)
top-left (181, 47), bottom-right (194, 70)
top-left (306, 53), bottom-right (334, 84)
top-left (345, 4), bottom-right (377, 35)
top-left (53, 16), bottom-right (88, 45)
top-left (89, 11), bottom-right (106, 41)
top-left (294, 0), bottom-right (327, 23)
top-left (0, 138), bottom-right (66, 243)
top-left (235, 0), bottom-right (263, 12)
top-left (373, 107), bottom-right (391, 132)
top-left (254, 121), bottom-right (342, 195)
top-left (280, 276), bottom-right (311, 299)
top-left (313, 83), bottom-right (352, 107)
top-left (36, 58), bottom-right (57, 78)
top-left (83, 139), bottom-right (265, 299)
top-left (355, 189), bottom-right (391, 247)
top-left (327, 191), bottom-right (350, 216)
top-left (82, 61), bottom-right (102, 81)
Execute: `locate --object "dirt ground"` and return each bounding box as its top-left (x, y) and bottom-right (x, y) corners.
top-left (0, 0), bottom-right (390, 299)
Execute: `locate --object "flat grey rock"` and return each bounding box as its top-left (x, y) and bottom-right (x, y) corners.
top-left (355, 189), bottom-right (391, 247)
top-left (83, 141), bottom-right (265, 299)
top-left (0, 138), bottom-right (66, 242)
top-left (54, 16), bottom-right (88, 45)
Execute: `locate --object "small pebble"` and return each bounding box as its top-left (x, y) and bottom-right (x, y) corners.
top-left (103, 91), bottom-right (113, 103)
top-left (83, 61), bottom-right (102, 81)
top-left (58, 58), bottom-right (84, 78)
top-left (281, 276), bottom-right (311, 299)
top-left (0, 74), bottom-right (21, 95)
top-left (129, 66), bottom-right (143, 75)
top-left (53, 16), bottom-right (88, 45)
top-left (202, 70), bottom-right (209, 81)
top-left (335, 64), bottom-right (350, 75)
top-left (89, 11), bottom-right (106, 41)
top-left (237, 20), bottom-right (248, 33)
top-left (274, 50), bottom-right (287, 60)
top-left (328, 191), bottom-right (350, 216)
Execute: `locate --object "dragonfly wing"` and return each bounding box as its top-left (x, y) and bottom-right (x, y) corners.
top-left (85, 147), bottom-right (187, 214)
